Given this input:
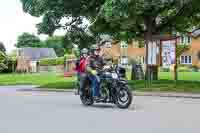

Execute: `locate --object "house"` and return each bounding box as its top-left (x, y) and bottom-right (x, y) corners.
top-left (178, 29), bottom-right (200, 68)
top-left (101, 40), bottom-right (145, 66)
top-left (16, 47), bottom-right (57, 72)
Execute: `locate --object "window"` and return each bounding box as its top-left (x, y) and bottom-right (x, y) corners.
top-left (121, 41), bottom-right (128, 48)
top-left (105, 42), bottom-right (112, 48)
top-left (121, 56), bottom-right (128, 65)
top-left (180, 56), bottom-right (192, 64)
top-left (180, 35), bottom-right (191, 45)
top-left (187, 36), bottom-right (192, 44)
top-left (181, 36), bottom-right (184, 44)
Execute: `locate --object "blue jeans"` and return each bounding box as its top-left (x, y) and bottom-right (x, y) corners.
top-left (89, 75), bottom-right (100, 97)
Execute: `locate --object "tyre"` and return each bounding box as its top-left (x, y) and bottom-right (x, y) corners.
top-left (80, 87), bottom-right (94, 106)
top-left (116, 85), bottom-right (133, 109)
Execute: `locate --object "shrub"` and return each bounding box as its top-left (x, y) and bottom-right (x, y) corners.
top-left (2, 58), bottom-right (17, 73)
top-left (39, 57), bottom-right (65, 66)
top-left (159, 67), bottom-right (170, 72)
top-left (178, 66), bottom-right (192, 72)
top-left (192, 65), bottom-right (199, 72)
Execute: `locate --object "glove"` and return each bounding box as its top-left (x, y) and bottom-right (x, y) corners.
top-left (91, 70), bottom-right (97, 75)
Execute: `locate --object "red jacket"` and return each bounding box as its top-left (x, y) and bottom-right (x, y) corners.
top-left (75, 57), bottom-right (88, 73)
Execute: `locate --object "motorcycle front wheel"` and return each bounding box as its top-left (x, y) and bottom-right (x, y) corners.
top-left (116, 85), bottom-right (132, 109)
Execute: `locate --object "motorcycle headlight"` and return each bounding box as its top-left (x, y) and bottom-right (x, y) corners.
top-left (112, 73), bottom-right (118, 79)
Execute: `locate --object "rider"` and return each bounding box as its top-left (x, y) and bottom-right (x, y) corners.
top-left (75, 48), bottom-right (89, 95)
top-left (86, 44), bottom-right (105, 99)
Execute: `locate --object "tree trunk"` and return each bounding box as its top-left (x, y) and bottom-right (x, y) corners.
top-left (144, 17), bottom-right (158, 86)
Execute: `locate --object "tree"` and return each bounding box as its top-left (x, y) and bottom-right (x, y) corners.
top-left (63, 28), bottom-right (96, 50)
top-left (0, 42), bottom-right (6, 53)
top-left (16, 32), bottom-right (42, 48)
top-left (44, 36), bottom-right (65, 57)
top-left (20, 0), bottom-right (105, 36)
top-left (0, 51), bottom-right (8, 71)
top-left (90, 0), bottom-right (200, 81)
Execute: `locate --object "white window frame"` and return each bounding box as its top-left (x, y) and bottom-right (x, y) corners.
top-left (104, 42), bottom-right (112, 48)
top-left (180, 35), bottom-right (191, 45)
top-left (121, 56), bottom-right (128, 65)
top-left (180, 55), bottom-right (192, 64)
top-left (120, 41), bottom-right (128, 48)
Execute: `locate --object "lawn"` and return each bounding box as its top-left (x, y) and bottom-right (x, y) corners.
top-left (159, 72), bottom-right (200, 81)
top-left (0, 72), bottom-right (200, 93)
top-left (0, 73), bottom-right (76, 89)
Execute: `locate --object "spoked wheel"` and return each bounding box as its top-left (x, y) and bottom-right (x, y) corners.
top-left (116, 86), bottom-right (132, 109)
top-left (80, 87), bottom-right (94, 106)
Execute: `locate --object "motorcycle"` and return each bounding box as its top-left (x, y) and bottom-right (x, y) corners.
top-left (79, 65), bottom-right (133, 109)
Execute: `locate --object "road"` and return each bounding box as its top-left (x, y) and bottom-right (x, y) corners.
top-left (0, 86), bottom-right (200, 133)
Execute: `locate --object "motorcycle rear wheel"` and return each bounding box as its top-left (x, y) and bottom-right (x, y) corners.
top-left (80, 88), bottom-right (94, 106)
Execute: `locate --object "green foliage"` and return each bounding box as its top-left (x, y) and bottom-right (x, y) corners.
top-left (159, 67), bottom-right (170, 72)
top-left (20, 0), bottom-right (105, 35)
top-left (91, 0), bottom-right (200, 41)
top-left (44, 36), bottom-right (65, 57)
top-left (176, 44), bottom-right (190, 58)
top-left (2, 58), bottom-right (17, 73)
top-left (64, 29), bottom-right (96, 50)
top-left (16, 32), bottom-right (42, 48)
top-left (0, 51), bottom-right (8, 71)
top-left (8, 49), bottom-right (17, 58)
top-left (39, 55), bottom-right (75, 66)
top-left (192, 65), bottom-right (199, 72)
top-left (0, 42), bottom-right (6, 53)
top-left (39, 57), bottom-right (64, 66)
top-left (178, 66), bottom-right (192, 72)
top-left (0, 50), bottom-right (17, 73)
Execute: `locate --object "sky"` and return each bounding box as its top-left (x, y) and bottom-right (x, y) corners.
top-left (0, 0), bottom-right (48, 53)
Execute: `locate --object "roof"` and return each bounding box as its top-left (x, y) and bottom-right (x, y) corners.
top-left (17, 48), bottom-right (57, 61)
top-left (191, 29), bottom-right (200, 38)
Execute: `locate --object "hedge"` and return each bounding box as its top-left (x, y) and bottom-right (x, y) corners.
top-left (39, 57), bottom-right (65, 66)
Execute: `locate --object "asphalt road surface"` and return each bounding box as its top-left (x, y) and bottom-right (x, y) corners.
top-left (0, 86), bottom-right (200, 133)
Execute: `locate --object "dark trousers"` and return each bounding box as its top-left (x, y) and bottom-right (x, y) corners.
top-left (79, 73), bottom-right (87, 93)
top-left (89, 75), bottom-right (100, 97)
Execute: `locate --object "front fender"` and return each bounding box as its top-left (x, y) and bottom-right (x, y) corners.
top-left (118, 79), bottom-right (128, 85)
top-left (113, 79), bottom-right (128, 92)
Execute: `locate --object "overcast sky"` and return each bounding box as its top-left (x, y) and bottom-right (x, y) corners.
top-left (0, 0), bottom-right (48, 53)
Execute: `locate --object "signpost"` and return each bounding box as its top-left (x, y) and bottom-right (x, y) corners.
top-left (161, 40), bottom-right (176, 68)
top-left (160, 38), bottom-right (178, 80)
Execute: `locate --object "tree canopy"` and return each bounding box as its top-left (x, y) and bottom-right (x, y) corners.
top-left (44, 36), bottom-right (65, 57)
top-left (20, 0), bottom-right (105, 36)
top-left (21, 0), bottom-right (200, 42)
top-left (91, 0), bottom-right (200, 42)
top-left (16, 32), bottom-right (42, 48)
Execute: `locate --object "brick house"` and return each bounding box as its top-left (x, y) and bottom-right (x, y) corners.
top-left (101, 40), bottom-right (145, 65)
top-left (178, 29), bottom-right (200, 68)
top-left (101, 30), bottom-right (200, 69)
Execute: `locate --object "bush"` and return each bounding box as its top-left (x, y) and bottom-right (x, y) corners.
top-left (159, 67), bottom-right (170, 72)
top-left (178, 66), bottom-right (192, 72)
top-left (2, 58), bottom-right (17, 73)
top-left (1, 57), bottom-right (16, 72)
top-left (39, 57), bottom-right (65, 66)
top-left (192, 65), bottom-right (199, 72)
